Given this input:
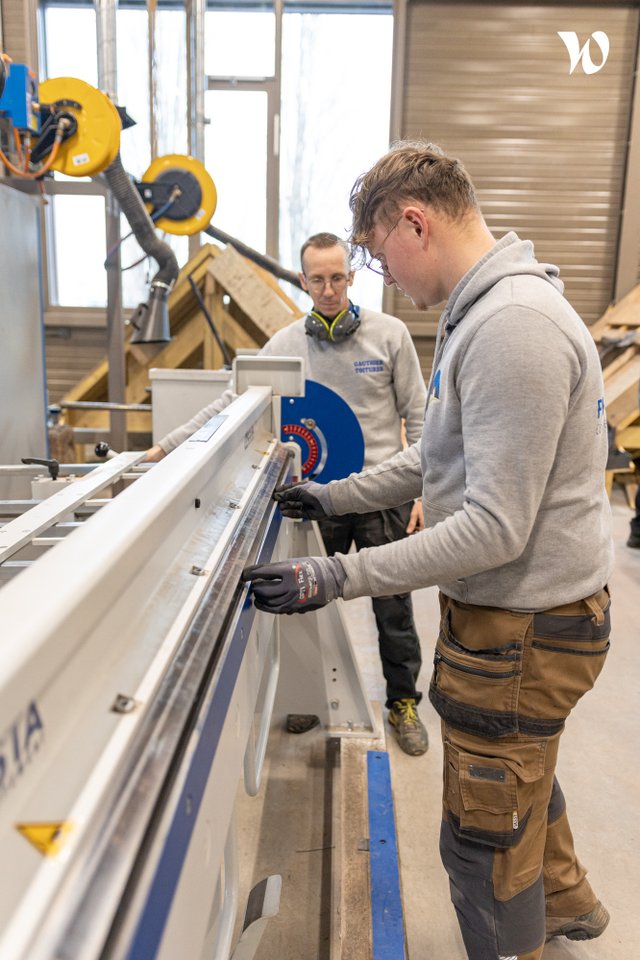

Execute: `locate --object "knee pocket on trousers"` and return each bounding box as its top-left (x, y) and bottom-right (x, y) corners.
top-left (444, 738), bottom-right (547, 849)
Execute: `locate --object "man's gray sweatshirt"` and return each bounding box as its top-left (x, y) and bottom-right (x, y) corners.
top-left (159, 307), bottom-right (426, 466)
top-left (326, 233), bottom-right (614, 611)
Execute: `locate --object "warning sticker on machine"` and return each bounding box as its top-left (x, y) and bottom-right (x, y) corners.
top-left (16, 821), bottom-right (73, 857)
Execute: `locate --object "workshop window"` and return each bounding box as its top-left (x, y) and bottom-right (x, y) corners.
top-left (39, 1), bottom-right (190, 310)
top-left (46, 194), bottom-right (107, 307)
top-left (116, 7), bottom-right (151, 175)
top-left (41, 5), bottom-right (98, 86)
top-left (205, 10), bottom-right (276, 78)
top-left (39, 0), bottom-right (391, 313)
top-left (279, 10), bottom-right (392, 308)
top-left (156, 8), bottom-right (188, 157)
top-left (204, 90), bottom-right (269, 255)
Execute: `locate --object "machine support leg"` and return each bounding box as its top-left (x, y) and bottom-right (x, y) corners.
top-left (230, 875), bottom-right (282, 960)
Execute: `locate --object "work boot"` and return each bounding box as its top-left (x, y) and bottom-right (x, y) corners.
top-left (286, 713), bottom-right (320, 734)
top-left (545, 900), bottom-right (610, 942)
top-left (388, 699), bottom-right (429, 755)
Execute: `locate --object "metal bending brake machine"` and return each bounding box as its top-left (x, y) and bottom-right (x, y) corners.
top-left (0, 361), bottom-right (377, 960)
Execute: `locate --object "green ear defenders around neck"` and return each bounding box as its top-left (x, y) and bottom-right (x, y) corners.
top-left (305, 303), bottom-right (361, 342)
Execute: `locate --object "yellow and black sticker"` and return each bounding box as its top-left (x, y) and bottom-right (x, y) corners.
top-left (16, 820), bottom-right (73, 856)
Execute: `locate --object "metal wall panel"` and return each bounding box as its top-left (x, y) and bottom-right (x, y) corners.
top-left (388, 2), bottom-right (639, 373)
top-left (0, 185), bottom-right (48, 490)
top-left (0, 0), bottom-right (38, 67)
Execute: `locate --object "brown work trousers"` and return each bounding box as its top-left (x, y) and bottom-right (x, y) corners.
top-left (430, 588), bottom-right (610, 960)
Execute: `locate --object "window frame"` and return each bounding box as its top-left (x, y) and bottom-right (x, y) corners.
top-left (37, 0), bottom-right (391, 320)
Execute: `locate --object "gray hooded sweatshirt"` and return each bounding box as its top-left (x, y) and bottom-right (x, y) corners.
top-left (327, 233), bottom-right (613, 611)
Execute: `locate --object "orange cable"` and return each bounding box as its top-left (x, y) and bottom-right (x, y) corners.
top-left (23, 132), bottom-right (32, 172)
top-left (12, 127), bottom-right (24, 167)
top-left (0, 127), bottom-right (63, 180)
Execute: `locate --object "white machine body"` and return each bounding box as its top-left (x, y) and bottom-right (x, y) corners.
top-left (0, 363), bottom-right (375, 960)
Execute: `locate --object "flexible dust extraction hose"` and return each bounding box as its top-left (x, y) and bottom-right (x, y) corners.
top-left (103, 152), bottom-right (178, 287)
top-left (102, 152), bottom-right (179, 340)
top-left (204, 223), bottom-right (303, 290)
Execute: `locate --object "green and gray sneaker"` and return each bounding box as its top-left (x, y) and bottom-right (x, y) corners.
top-left (545, 901), bottom-right (610, 942)
top-left (388, 698), bottom-right (429, 756)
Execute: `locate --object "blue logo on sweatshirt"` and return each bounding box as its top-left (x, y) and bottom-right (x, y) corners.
top-left (432, 368), bottom-right (442, 401)
top-left (354, 359), bottom-right (385, 374)
top-left (597, 397), bottom-right (605, 418)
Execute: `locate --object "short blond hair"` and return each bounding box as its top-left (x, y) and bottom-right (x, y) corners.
top-left (349, 141), bottom-right (478, 262)
top-left (300, 232), bottom-right (351, 272)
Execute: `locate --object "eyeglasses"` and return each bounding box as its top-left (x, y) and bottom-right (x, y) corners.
top-left (304, 274), bottom-right (350, 292)
top-left (365, 215), bottom-right (402, 277)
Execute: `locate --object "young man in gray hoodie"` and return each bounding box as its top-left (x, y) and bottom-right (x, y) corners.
top-left (145, 232), bottom-right (429, 755)
top-left (243, 143), bottom-right (613, 960)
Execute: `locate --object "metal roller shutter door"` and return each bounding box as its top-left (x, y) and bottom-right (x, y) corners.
top-left (389, 2), bottom-right (639, 375)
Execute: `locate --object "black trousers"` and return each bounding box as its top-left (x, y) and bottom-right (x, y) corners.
top-left (318, 503), bottom-right (422, 708)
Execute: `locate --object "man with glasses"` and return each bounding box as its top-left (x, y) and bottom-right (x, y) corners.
top-left (145, 231), bottom-right (430, 756)
top-left (243, 146), bottom-right (612, 959)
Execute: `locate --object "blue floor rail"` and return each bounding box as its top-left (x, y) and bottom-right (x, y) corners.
top-left (367, 750), bottom-right (406, 960)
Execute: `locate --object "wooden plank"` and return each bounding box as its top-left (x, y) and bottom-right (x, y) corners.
top-left (614, 409), bottom-right (640, 432)
top-left (591, 282), bottom-right (640, 340)
top-left (208, 246), bottom-right (299, 341)
top-left (605, 353), bottom-right (640, 400)
top-left (125, 318), bottom-right (204, 402)
top-left (249, 260), bottom-right (303, 316)
top-left (605, 353), bottom-right (640, 427)
top-left (60, 243), bottom-right (303, 412)
top-left (63, 355), bottom-right (110, 403)
top-left (618, 425), bottom-right (640, 451)
top-left (220, 308), bottom-right (260, 352)
top-left (602, 346), bottom-right (639, 381)
top-left (601, 315), bottom-right (640, 328)
top-left (64, 410), bottom-right (152, 432)
top-left (62, 247), bottom-right (223, 405)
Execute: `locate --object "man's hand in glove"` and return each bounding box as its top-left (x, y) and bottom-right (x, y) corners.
top-left (242, 555), bottom-right (346, 614)
top-left (272, 479), bottom-right (333, 520)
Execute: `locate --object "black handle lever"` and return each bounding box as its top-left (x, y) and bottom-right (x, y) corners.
top-left (21, 457), bottom-right (60, 481)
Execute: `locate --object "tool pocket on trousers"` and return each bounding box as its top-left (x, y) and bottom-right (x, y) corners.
top-left (429, 601), bottom-right (527, 738)
top-left (518, 593), bottom-right (610, 734)
top-left (444, 739), bottom-right (546, 849)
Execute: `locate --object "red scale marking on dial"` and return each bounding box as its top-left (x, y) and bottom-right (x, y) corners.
top-left (282, 424), bottom-right (319, 474)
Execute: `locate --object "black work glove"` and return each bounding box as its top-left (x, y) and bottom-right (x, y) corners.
top-left (242, 556), bottom-right (346, 614)
top-left (273, 479), bottom-right (332, 520)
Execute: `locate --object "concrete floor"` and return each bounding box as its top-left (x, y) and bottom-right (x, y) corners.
top-left (235, 496), bottom-right (640, 959)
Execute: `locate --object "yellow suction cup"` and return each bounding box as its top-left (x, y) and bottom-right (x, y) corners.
top-left (37, 77), bottom-right (121, 177)
top-left (140, 154), bottom-right (217, 236)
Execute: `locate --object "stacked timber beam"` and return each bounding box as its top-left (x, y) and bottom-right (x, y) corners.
top-left (61, 243), bottom-right (303, 452)
top-left (591, 283), bottom-right (640, 502)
